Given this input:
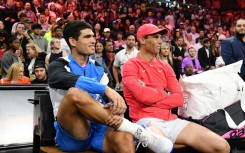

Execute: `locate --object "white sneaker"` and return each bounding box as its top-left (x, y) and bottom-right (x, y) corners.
top-left (137, 126), bottom-right (174, 153)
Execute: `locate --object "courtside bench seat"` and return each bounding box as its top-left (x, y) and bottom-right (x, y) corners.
top-left (39, 145), bottom-right (195, 153)
top-left (35, 91), bottom-right (196, 153)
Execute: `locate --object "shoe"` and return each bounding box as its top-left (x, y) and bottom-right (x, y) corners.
top-left (136, 125), bottom-right (174, 153)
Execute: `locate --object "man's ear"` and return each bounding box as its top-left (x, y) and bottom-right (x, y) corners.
top-left (69, 37), bottom-right (76, 47)
top-left (138, 37), bottom-right (146, 45)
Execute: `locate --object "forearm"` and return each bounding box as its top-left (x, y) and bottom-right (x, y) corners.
top-left (112, 66), bottom-right (119, 84)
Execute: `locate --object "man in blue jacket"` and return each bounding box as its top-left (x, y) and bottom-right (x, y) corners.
top-left (221, 19), bottom-right (245, 80)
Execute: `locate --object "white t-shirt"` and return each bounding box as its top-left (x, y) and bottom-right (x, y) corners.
top-left (215, 56), bottom-right (225, 68)
top-left (113, 48), bottom-right (139, 73)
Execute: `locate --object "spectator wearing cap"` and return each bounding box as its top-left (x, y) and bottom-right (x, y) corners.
top-left (123, 23), bottom-right (230, 153)
top-left (99, 28), bottom-right (114, 44)
top-left (31, 61), bottom-right (48, 84)
top-left (18, 2), bottom-right (37, 23)
top-left (23, 18), bottom-right (34, 35)
top-left (46, 26), bottom-right (71, 54)
top-left (32, 23), bottom-right (49, 52)
top-left (110, 20), bottom-right (120, 40)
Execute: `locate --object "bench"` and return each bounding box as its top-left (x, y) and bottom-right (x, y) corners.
top-left (34, 91), bottom-right (196, 153)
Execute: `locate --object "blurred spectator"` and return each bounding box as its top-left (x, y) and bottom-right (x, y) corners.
top-left (0, 63), bottom-right (30, 84)
top-left (38, 13), bottom-right (51, 34)
top-left (90, 41), bottom-right (109, 68)
top-left (3, 0), bottom-right (18, 33)
top-left (15, 46), bottom-right (25, 64)
top-left (45, 38), bottom-right (68, 66)
top-left (173, 37), bottom-right (185, 80)
top-left (99, 28), bottom-right (114, 44)
top-left (181, 47), bottom-right (202, 75)
top-left (15, 1), bottom-right (24, 15)
top-left (198, 38), bottom-right (216, 71)
top-left (14, 22), bottom-right (34, 60)
top-left (156, 42), bottom-right (174, 68)
top-left (114, 31), bottom-right (125, 50)
top-left (32, 0), bottom-right (44, 16)
top-left (182, 64), bottom-right (194, 78)
top-left (104, 39), bottom-right (115, 69)
top-left (46, 26), bottom-right (70, 54)
top-left (25, 42), bottom-right (46, 79)
top-left (31, 23), bottom-right (49, 52)
top-left (18, 2), bottom-right (37, 23)
top-left (145, 10), bottom-right (154, 24)
top-left (94, 23), bottom-right (102, 41)
top-left (31, 61), bottom-right (48, 84)
top-left (1, 37), bottom-right (20, 78)
top-left (113, 33), bottom-right (139, 89)
top-left (221, 19), bottom-right (245, 80)
top-left (0, 20), bottom-right (9, 39)
top-left (110, 20), bottom-right (120, 40)
top-left (215, 48), bottom-right (225, 68)
top-left (23, 18), bottom-right (34, 35)
top-left (0, 30), bottom-right (7, 70)
top-left (107, 3), bottom-right (118, 25)
top-left (128, 25), bottom-right (136, 34)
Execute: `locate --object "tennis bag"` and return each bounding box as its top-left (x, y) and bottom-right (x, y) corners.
top-left (200, 100), bottom-right (245, 139)
top-left (178, 60), bottom-right (245, 120)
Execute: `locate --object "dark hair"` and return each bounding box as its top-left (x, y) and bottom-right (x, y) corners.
top-left (8, 36), bottom-right (18, 44)
top-left (63, 21), bottom-right (93, 48)
top-left (18, 12), bottom-right (27, 19)
top-left (53, 26), bottom-right (62, 32)
top-left (31, 23), bottom-right (42, 30)
top-left (7, 36), bottom-right (19, 48)
top-left (203, 38), bottom-right (211, 44)
top-left (125, 32), bottom-right (135, 40)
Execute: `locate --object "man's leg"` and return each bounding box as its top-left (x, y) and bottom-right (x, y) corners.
top-left (103, 128), bottom-right (135, 153)
top-left (57, 88), bottom-right (117, 139)
top-left (175, 122), bottom-right (230, 153)
top-left (57, 88), bottom-right (173, 152)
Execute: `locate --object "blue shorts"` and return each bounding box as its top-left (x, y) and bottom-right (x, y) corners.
top-left (54, 120), bottom-right (108, 152)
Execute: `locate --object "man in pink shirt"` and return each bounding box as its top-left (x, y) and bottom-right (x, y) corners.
top-left (122, 24), bottom-right (230, 153)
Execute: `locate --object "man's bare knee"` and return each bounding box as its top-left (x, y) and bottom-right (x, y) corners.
top-left (114, 132), bottom-right (135, 153)
top-left (214, 139), bottom-right (230, 153)
top-left (66, 88), bottom-right (91, 105)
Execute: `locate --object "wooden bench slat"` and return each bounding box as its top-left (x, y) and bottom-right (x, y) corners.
top-left (40, 146), bottom-right (98, 153)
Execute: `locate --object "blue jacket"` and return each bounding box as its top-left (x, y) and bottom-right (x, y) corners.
top-left (221, 35), bottom-right (245, 77)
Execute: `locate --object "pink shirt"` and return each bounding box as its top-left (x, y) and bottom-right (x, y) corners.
top-left (123, 54), bottom-right (184, 122)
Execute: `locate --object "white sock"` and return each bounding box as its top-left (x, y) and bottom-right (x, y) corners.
top-left (117, 118), bottom-right (148, 140)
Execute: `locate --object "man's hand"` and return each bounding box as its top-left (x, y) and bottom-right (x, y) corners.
top-left (104, 86), bottom-right (127, 115)
top-left (105, 113), bottom-right (124, 127)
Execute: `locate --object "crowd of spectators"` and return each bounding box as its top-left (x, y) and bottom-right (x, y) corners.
top-left (0, 0), bottom-right (244, 85)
